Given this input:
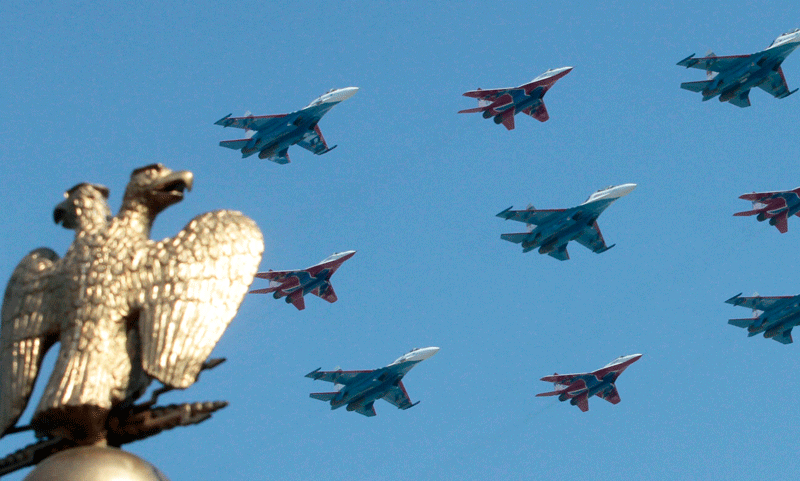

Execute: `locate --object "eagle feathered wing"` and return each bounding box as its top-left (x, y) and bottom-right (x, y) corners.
top-left (138, 210), bottom-right (264, 389)
top-left (0, 248), bottom-right (62, 435)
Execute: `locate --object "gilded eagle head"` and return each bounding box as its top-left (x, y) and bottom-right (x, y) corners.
top-left (122, 163), bottom-right (194, 218)
top-left (53, 183), bottom-right (111, 230)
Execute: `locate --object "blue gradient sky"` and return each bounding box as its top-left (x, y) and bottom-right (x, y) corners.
top-left (3, 2), bottom-right (800, 480)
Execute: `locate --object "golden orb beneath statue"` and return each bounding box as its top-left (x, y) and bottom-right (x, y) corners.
top-left (23, 446), bottom-right (168, 481)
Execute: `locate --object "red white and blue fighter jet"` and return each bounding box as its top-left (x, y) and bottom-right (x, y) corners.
top-left (458, 67), bottom-right (572, 130)
top-left (497, 184), bottom-right (636, 261)
top-left (306, 347), bottom-right (439, 417)
top-left (677, 29), bottom-right (800, 107)
top-left (215, 87), bottom-right (358, 164)
top-left (734, 187), bottom-right (800, 233)
top-left (536, 354), bottom-right (642, 412)
top-left (249, 251), bottom-right (355, 311)
top-left (727, 293), bottom-right (800, 344)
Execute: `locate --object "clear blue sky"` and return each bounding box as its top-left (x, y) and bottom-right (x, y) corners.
top-left (2, 2), bottom-right (800, 480)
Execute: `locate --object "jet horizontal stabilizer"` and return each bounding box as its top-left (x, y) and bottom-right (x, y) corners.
top-left (500, 232), bottom-right (530, 244)
top-left (728, 318), bottom-right (757, 328)
top-left (458, 106), bottom-right (489, 114)
top-left (219, 139), bottom-right (251, 150)
top-left (680, 80), bottom-right (713, 92)
top-left (733, 208), bottom-right (764, 216)
top-left (535, 389), bottom-right (563, 397)
top-left (310, 392), bottom-right (339, 402)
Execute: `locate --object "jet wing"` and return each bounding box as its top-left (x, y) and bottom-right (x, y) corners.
top-left (757, 67), bottom-right (797, 99)
top-left (305, 369), bottom-right (372, 385)
top-left (676, 54), bottom-right (749, 72)
top-left (381, 381), bottom-right (416, 410)
top-left (725, 294), bottom-right (794, 311)
top-left (297, 125), bottom-right (333, 155)
top-left (574, 221), bottom-right (613, 253)
top-left (214, 113), bottom-right (287, 130)
top-left (496, 207), bottom-right (567, 226)
top-left (597, 384), bottom-right (621, 404)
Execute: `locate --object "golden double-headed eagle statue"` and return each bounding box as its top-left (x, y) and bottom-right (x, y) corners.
top-left (0, 164), bottom-right (263, 472)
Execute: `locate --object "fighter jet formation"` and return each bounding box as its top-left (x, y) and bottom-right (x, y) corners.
top-left (199, 28), bottom-right (800, 421)
top-left (678, 29), bottom-right (800, 107)
top-left (496, 184), bottom-right (636, 260)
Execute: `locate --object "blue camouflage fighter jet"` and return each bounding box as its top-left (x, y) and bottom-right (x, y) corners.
top-left (306, 347), bottom-right (439, 417)
top-left (497, 184), bottom-right (636, 260)
top-left (677, 29), bottom-right (800, 107)
top-left (215, 87), bottom-right (358, 164)
top-left (727, 293), bottom-right (800, 344)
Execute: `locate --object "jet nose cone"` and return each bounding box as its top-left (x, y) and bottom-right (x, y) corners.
top-left (553, 66), bottom-right (573, 77)
top-left (614, 183), bottom-right (637, 198)
top-left (329, 87), bottom-right (359, 103)
top-left (415, 347), bottom-right (440, 361)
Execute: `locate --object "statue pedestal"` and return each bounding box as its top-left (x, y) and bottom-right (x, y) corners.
top-left (23, 446), bottom-right (168, 481)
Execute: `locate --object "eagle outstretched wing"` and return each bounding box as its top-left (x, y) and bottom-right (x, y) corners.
top-left (138, 210), bottom-right (264, 389)
top-left (0, 248), bottom-right (62, 435)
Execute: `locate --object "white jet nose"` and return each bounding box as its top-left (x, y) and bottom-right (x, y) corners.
top-left (325, 87), bottom-right (359, 103)
top-left (611, 183), bottom-right (637, 198)
top-left (409, 347), bottom-right (440, 362)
